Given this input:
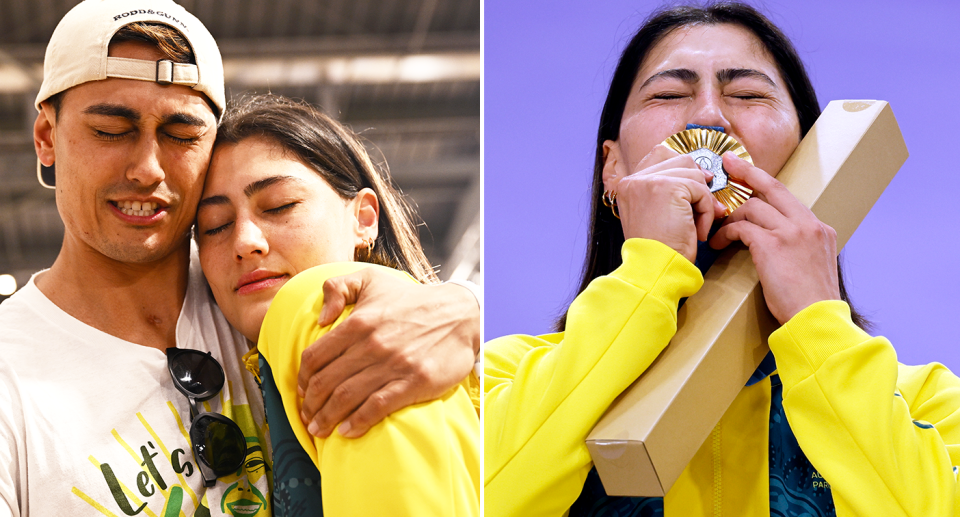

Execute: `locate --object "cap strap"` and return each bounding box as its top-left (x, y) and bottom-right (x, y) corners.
top-left (105, 57), bottom-right (199, 86)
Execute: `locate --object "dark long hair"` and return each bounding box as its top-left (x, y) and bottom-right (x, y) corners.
top-left (557, 2), bottom-right (868, 330)
top-left (215, 94), bottom-right (438, 284)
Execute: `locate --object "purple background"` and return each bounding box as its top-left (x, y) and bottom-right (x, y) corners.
top-left (484, 1), bottom-right (960, 372)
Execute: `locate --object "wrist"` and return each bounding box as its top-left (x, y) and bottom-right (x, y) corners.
top-left (442, 279), bottom-right (482, 356)
top-left (614, 238), bottom-right (703, 302)
top-left (446, 278), bottom-right (482, 311)
top-left (770, 300), bottom-right (870, 382)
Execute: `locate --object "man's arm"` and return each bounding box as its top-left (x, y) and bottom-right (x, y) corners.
top-left (296, 266), bottom-right (480, 438)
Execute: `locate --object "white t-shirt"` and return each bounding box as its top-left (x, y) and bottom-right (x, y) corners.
top-left (0, 251), bottom-right (271, 517)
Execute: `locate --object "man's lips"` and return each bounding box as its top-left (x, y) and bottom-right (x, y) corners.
top-left (235, 270), bottom-right (289, 295)
top-left (109, 200), bottom-right (168, 223)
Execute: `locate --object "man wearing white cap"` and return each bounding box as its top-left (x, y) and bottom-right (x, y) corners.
top-left (0, 1), bottom-right (480, 515)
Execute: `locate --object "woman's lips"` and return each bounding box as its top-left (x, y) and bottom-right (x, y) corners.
top-left (235, 271), bottom-right (288, 296)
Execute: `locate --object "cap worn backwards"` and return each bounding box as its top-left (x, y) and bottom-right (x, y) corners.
top-left (35, 0), bottom-right (224, 188)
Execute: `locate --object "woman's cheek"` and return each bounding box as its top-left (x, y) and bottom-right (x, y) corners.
top-left (204, 252), bottom-right (231, 305)
top-left (748, 110), bottom-right (801, 175)
top-left (620, 110), bottom-right (682, 170)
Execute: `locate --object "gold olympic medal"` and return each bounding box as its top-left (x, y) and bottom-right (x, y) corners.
top-left (661, 128), bottom-right (753, 216)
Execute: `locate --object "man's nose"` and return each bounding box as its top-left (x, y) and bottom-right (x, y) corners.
top-left (125, 138), bottom-right (165, 186)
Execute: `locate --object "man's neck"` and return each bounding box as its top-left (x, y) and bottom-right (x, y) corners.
top-left (36, 238), bottom-right (192, 352)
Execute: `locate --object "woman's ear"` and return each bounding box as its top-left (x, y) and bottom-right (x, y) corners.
top-left (352, 188), bottom-right (380, 244)
top-left (34, 104), bottom-right (56, 168)
top-left (601, 139), bottom-right (625, 193)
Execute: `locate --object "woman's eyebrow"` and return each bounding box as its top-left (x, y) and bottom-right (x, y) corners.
top-left (197, 176), bottom-right (305, 210)
top-left (243, 175), bottom-right (303, 197)
top-left (197, 194), bottom-right (228, 210)
top-left (639, 68), bottom-right (699, 90)
top-left (716, 68), bottom-right (776, 87)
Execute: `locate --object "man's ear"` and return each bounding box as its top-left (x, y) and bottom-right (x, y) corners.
top-left (601, 139), bottom-right (625, 193)
top-left (34, 104), bottom-right (56, 167)
top-left (353, 188), bottom-right (380, 244)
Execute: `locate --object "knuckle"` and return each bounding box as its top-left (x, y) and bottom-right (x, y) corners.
top-left (784, 225), bottom-right (803, 242)
top-left (822, 223), bottom-right (837, 239)
top-left (330, 383), bottom-right (353, 405)
top-left (409, 356), bottom-right (434, 383)
top-left (678, 155), bottom-right (697, 168)
top-left (365, 333), bottom-right (391, 356)
top-left (801, 222), bottom-right (821, 239)
top-left (307, 375), bottom-right (326, 397)
top-left (300, 346), bottom-right (318, 368)
top-left (313, 412), bottom-right (332, 428)
top-left (351, 312), bottom-right (377, 334)
top-left (391, 349), bottom-right (417, 373)
top-left (770, 179), bottom-right (789, 194)
top-left (695, 181), bottom-right (712, 196)
top-left (322, 277), bottom-right (340, 293)
top-left (618, 174), bottom-right (638, 190)
top-left (300, 394), bottom-right (318, 415)
top-left (366, 392), bottom-right (390, 414)
top-left (643, 177), bottom-right (669, 195)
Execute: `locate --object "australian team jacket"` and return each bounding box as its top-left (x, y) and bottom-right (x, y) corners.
top-left (484, 238), bottom-right (960, 517)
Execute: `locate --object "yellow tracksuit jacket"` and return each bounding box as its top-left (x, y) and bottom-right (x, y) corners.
top-left (484, 238), bottom-right (960, 516)
top-left (259, 262), bottom-right (481, 516)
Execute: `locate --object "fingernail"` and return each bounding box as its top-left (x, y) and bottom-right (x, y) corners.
top-left (338, 421), bottom-right (353, 437)
top-left (297, 386), bottom-right (305, 398)
top-left (308, 421), bottom-right (321, 437)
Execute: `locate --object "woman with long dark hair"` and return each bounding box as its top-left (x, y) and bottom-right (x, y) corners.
top-left (197, 94), bottom-right (480, 516)
top-left (484, 4), bottom-right (960, 516)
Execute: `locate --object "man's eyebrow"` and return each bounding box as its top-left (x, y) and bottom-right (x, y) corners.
top-left (162, 112), bottom-right (209, 127)
top-left (716, 68), bottom-right (777, 87)
top-left (243, 175), bottom-right (304, 198)
top-left (639, 68), bottom-right (699, 91)
top-left (82, 104), bottom-right (140, 122)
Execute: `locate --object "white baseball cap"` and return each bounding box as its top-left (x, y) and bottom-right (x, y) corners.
top-left (35, 0), bottom-right (225, 188)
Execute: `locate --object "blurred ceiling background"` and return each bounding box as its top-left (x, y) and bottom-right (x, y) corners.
top-left (0, 0), bottom-right (481, 299)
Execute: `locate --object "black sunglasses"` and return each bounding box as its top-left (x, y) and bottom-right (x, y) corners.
top-left (166, 347), bottom-right (248, 487)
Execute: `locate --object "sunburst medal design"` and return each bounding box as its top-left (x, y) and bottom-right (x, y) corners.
top-left (661, 128), bottom-right (753, 216)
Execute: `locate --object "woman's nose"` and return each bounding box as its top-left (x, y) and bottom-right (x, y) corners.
top-left (234, 218), bottom-right (269, 260)
top-left (687, 92), bottom-right (731, 131)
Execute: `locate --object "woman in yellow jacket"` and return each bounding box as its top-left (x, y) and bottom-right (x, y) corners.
top-left (485, 4), bottom-right (960, 517)
top-left (196, 94), bottom-right (480, 516)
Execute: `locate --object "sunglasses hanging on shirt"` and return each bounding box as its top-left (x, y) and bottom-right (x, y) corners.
top-left (166, 347), bottom-right (248, 487)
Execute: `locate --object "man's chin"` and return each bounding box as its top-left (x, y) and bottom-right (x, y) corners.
top-left (96, 234), bottom-right (191, 265)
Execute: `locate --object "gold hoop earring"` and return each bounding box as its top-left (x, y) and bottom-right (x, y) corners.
top-left (602, 190), bottom-right (620, 219)
top-left (356, 237), bottom-right (376, 261)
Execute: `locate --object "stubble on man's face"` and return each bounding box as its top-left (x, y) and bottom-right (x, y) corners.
top-left (45, 41), bottom-right (217, 266)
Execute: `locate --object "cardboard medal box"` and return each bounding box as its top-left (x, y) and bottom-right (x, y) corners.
top-left (585, 100), bottom-right (909, 497)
